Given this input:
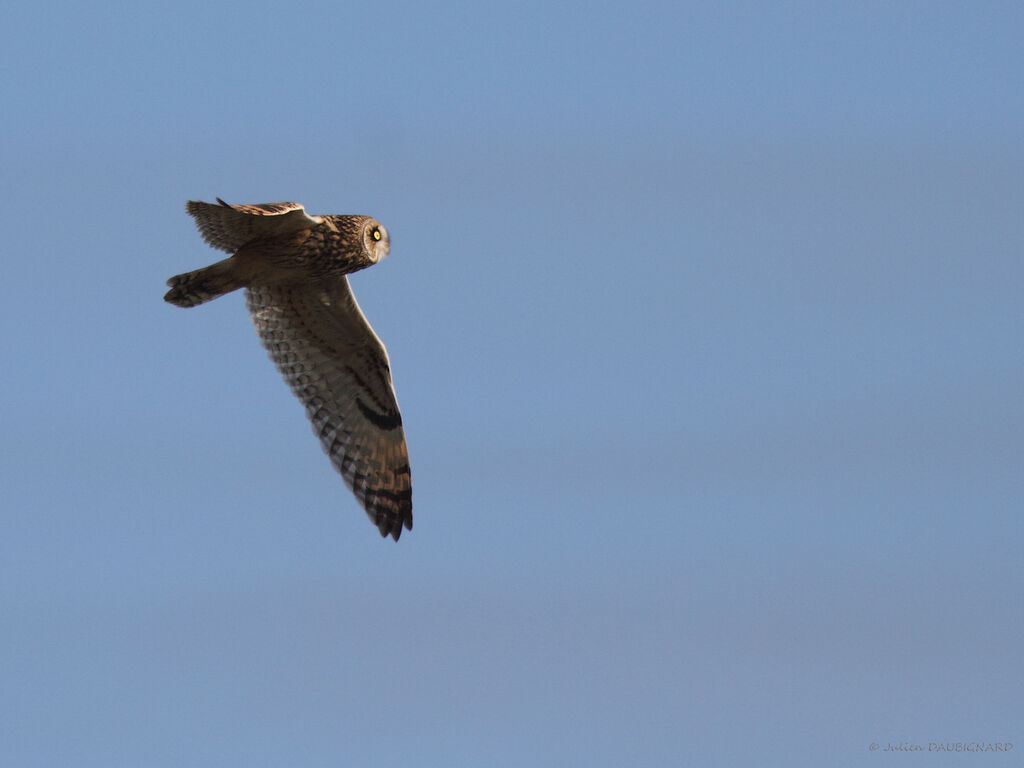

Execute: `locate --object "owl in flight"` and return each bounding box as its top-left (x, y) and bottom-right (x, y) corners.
top-left (165, 198), bottom-right (412, 540)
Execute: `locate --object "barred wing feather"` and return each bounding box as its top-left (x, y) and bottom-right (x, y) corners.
top-left (245, 277), bottom-right (412, 539)
top-left (186, 199), bottom-right (322, 253)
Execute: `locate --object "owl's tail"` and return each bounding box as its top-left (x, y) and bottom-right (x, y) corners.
top-left (164, 257), bottom-right (245, 308)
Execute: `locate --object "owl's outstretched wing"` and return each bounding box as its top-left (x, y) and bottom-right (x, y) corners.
top-left (187, 198), bottom-right (323, 253)
top-left (246, 277), bottom-right (412, 540)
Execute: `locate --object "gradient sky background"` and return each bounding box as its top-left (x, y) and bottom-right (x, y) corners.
top-left (2, 2), bottom-right (1021, 766)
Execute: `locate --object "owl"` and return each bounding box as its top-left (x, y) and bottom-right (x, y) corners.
top-left (165, 198), bottom-right (412, 540)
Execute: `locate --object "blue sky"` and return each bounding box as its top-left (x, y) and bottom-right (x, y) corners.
top-left (2, 2), bottom-right (1022, 766)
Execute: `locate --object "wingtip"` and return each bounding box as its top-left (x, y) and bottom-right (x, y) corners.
top-left (379, 513), bottom-right (412, 542)
top-left (185, 200), bottom-right (207, 217)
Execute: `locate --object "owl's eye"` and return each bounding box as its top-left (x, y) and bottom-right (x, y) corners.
top-left (371, 227), bottom-right (382, 242)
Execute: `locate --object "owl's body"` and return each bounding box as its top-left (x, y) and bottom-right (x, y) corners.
top-left (165, 199), bottom-right (412, 540)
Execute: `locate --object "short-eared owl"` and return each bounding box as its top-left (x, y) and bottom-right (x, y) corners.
top-left (165, 199), bottom-right (412, 540)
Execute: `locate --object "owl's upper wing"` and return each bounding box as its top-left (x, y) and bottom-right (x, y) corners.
top-left (187, 199), bottom-right (323, 253)
top-left (246, 277), bottom-right (412, 540)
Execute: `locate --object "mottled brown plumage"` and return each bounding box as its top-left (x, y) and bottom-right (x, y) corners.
top-left (165, 199), bottom-right (412, 540)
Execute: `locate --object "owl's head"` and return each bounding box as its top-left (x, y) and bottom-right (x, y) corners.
top-left (362, 218), bottom-right (391, 263)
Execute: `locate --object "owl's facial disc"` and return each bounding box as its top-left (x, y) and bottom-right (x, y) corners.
top-left (364, 220), bottom-right (390, 262)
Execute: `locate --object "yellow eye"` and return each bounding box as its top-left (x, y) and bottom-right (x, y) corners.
top-left (372, 227), bottom-right (382, 241)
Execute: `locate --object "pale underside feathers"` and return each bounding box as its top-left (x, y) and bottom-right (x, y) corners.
top-left (166, 198), bottom-right (412, 540)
